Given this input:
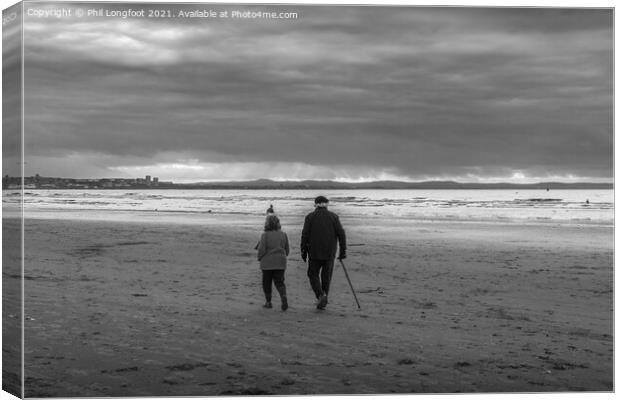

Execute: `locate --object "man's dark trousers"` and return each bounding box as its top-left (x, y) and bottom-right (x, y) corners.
top-left (307, 259), bottom-right (334, 299)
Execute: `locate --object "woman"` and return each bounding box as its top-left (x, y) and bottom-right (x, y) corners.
top-left (256, 214), bottom-right (289, 311)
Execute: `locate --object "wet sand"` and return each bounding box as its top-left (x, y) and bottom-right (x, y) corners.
top-left (5, 215), bottom-right (613, 396)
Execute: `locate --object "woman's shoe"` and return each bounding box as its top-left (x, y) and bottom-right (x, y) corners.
top-left (281, 296), bottom-right (288, 311)
top-left (316, 294), bottom-right (328, 310)
top-left (263, 301), bottom-right (272, 309)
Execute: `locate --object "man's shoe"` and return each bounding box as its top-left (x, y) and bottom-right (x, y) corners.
top-left (263, 301), bottom-right (272, 309)
top-left (281, 296), bottom-right (288, 311)
top-left (317, 294), bottom-right (328, 310)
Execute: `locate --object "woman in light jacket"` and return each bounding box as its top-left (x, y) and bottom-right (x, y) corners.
top-left (257, 214), bottom-right (289, 311)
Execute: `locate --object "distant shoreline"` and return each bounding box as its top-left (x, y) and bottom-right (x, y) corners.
top-left (4, 177), bottom-right (614, 191)
top-left (143, 182), bottom-right (613, 190)
top-left (15, 186), bottom-right (614, 190)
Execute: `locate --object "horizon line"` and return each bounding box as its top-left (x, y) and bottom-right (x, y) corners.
top-left (8, 175), bottom-right (613, 186)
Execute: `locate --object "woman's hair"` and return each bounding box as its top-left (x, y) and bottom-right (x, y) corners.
top-left (264, 214), bottom-right (281, 231)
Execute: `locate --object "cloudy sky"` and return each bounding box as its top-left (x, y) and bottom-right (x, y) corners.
top-left (6, 2), bottom-right (613, 182)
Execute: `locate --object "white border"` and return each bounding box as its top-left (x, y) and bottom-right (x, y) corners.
top-left (0, 1), bottom-right (615, 400)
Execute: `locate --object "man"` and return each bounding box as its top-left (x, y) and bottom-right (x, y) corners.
top-left (301, 196), bottom-right (347, 310)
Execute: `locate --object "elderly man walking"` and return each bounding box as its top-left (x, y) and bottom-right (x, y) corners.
top-left (301, 196), bottom-right (347, 310)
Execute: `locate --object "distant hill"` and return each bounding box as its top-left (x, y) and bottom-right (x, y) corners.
top-left (178, 179), bottom-right (613, 190)
top-left (10, 175), bottom-right (612, 190)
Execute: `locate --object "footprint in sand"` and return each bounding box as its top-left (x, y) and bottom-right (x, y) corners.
top-left (454, 361), bottom-right (472, 368)
top-left (165, 362), bottom-right (209, 371)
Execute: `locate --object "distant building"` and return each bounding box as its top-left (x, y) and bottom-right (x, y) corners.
top-left (5, 174), bottom-right (176, 189)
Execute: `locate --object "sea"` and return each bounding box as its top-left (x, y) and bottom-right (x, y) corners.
top-left (2, 188), bottom-right (614, 226)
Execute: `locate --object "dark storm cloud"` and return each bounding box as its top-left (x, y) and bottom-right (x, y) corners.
top-left (21, 4), bottom-right (613, 181)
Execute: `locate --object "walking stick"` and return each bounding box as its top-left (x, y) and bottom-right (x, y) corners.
top-left (339, 259), bottom-right (361, 309)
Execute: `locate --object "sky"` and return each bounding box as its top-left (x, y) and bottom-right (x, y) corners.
top-left (3, 2), bottom-right (614, 183)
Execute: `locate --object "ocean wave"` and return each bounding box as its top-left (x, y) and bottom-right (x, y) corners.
top-left (519, 198), bottom-right (563, 203)
top-left (18, 189), bottom-right (613, 226)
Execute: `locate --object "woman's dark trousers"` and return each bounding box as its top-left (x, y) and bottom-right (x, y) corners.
top-left (262, 269), bottom-right (286, 301)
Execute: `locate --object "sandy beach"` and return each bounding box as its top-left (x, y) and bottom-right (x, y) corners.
top-left (5, 214), bottom-right (613, 396)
